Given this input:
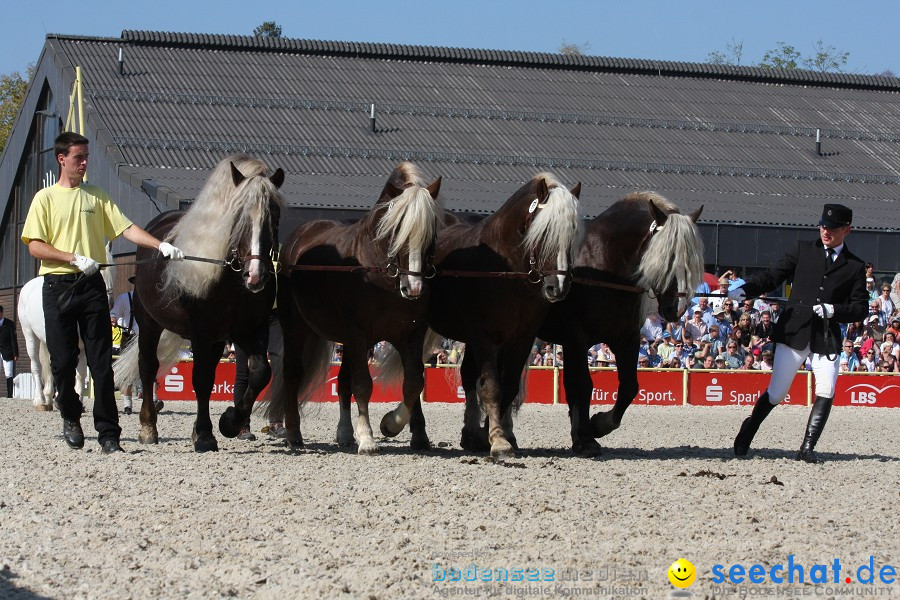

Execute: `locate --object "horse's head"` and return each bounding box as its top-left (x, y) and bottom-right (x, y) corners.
top-left (520, 176), bottom-right (584, 303)
top-left (374, 163), bottom-right (442, 300)
top-left (229, 161), bottom-right (285, 293)
top-left (636, 196), bottom-right (704, 322)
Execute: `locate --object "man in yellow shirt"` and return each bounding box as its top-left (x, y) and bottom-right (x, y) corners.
top-left (21, 132), bottom-right (184, 453)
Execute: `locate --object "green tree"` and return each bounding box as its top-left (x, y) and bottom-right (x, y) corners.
top-left (801, 40), bottom-right (849, 73)
top-left (253, 21), bottom-right (283, 38)
top-left (0, 67), bottom-right (30, 154)
top-left (708, 38), bottom-right (744, 66)
top-left (759, 42), bottom-right (802, 69)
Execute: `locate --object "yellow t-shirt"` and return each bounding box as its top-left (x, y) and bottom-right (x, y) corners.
top-left (21, 183), bottom-right (133, 275)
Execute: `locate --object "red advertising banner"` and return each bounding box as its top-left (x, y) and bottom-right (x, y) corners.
top-left (156, 363), bottom-right (401, 403)
top-left (155, 362), bottom-right (900, 407)
top-left (556, 368), bottom-right (684, 406)
top-left (687, 370), bottom-right (807, 407)
top-left (832, 373), bottom-right (900, 408)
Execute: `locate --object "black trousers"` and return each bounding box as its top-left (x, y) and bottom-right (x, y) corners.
top-left (43, 273), bottom-right (120, 443)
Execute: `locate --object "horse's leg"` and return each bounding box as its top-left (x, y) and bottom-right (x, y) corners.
top-left (277, 298), bottom-right (307, 450)
top-left (335, 360), bottom-right (355, 447)
top-left (477, 355), bottom-right (514, 459)
top-left (562, 342), bottom-right (602, 456)
top-left (136, 321), bottom-right (163, 444)
top-left (345, 344), bottom-right (377, 455)
top-left (459, 351), bottom-right (490, 452)
top-left (190, 340), bottom-right (224, 452)
top-left (31, 338), bottom-right (53, 410)
top-left (496, 341), bottom-right (533, 452)
top-left (591, 337), bottom-right (640, 438)
top-left (220, 327), bottom-right (270, 438)
top-left (379, 329), bottom-right (429, 450)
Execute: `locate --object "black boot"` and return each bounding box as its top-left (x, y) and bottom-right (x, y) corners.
top-left (734, 392), bottom-right (777, 456)
top-left (6, 377), bottom-right (12, 399)
top-left (797, 396), bottom-right (833, 464)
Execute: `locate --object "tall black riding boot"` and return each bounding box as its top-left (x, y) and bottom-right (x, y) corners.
top-left (797, 396), bottom-right (833, 464)
top-left (734, 392), bottom-right (777, 456)
top-left (6, 377), bottom-right (12, 399)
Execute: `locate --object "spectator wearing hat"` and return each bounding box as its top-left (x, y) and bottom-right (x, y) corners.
top-left (865, 277), bottom-right (878, 304)
top-left (887, 316), bottom-right (900, 340)
top-left (729, 203), bottom-right (868, 464)
top-left (711, 307), bottom-right (733, 339)
top-left (767, 299), bottom-right (783, 323)
top-left (684, 306), bottom-right (708, 341)
top-left (714, 355), bottom-right (727, 369)
top-left (656, 332), bottom-right (675, 363)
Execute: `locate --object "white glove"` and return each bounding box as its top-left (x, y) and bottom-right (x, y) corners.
top-left (158, 242), bottom-right (185, 261)
top-left (813, 303), bottom-right (834, 318)
top-left (727, 287), bottom-right (746, 302)
top-left (70, 254), bottom-right (100, 276)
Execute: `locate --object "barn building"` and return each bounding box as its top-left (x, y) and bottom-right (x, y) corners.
top-left (1, 30), bottom-right (899, 374)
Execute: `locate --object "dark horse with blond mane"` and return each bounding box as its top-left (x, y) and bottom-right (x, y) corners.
top-left (379, 173), bottom-right (583, 458)
top-left (537, 191), bottom-right (703, 455)
top-left (266, 162), bottom-right (442, 453)
top-left (114, 155), bottom-right (284, 451)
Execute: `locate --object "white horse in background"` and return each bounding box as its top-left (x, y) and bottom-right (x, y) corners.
top-left (17, 249), bottom-right (115, 411)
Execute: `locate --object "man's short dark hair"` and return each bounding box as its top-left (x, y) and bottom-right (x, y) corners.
top-left (55, 131), bottom-right (89, 158)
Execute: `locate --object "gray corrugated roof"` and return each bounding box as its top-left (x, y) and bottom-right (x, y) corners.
top-left (37, 30), bottom-right (900, 231)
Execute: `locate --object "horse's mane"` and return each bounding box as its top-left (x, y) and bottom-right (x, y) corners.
top-left (521, 172), bottom-right (584, 266)
top-left (373, 162), bottom-right (442, 257)
top-left (162, 155), bottom-right (284, 298)
top-left (632, 191), bottom-right (705, 317)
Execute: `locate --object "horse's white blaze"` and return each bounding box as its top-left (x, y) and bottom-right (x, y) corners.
top-left (555, 248), bottom-right (568, 293)
top-left (246, 217), bottom-right (263, 287)
top-left (404, 249), bottom-right (424, 297)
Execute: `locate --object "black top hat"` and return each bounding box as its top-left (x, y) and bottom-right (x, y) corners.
top-left (819, 203), bottom-right (852, 228)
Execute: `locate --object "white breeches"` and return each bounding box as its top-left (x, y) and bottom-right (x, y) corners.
top-left (767, 342), bottom-right (838, 403)
top-left (2, 360), bottom-right (13, 379)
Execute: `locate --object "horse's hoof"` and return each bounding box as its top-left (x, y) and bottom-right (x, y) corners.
top-left (410, 434), bottom-right (432, 451)
top-left (590, 411), bottom-right (620, 438)
top-left (357, 441), bottom-right (379, 455)
top-left (34, 404), bottom-right (53, 412)
top-left (573, 437), bottom-right (603, 458)
top-left (336, 429), bottom-right (356, 447)
top-left (138, 425), bottom-right (159, 444)
top-left (460, 427), bottom-right (490, 452)
top-left (218, 408), bottom-right (241, 438)
top-left (284, 437), bottom-right (304, 451)
top-left (193, 435), bottom-right (219, 453)
top-left (490, 439), bottom-right (515, 460)
top-left (379, 412), bottom-right (404, 437)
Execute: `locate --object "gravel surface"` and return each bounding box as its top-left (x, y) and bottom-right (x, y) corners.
top-left (0, 397), bottom-right (897, 600)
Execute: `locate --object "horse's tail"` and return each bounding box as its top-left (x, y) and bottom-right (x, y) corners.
top-left (263, 334), bottom-right (333, 421)
top-left (113, 330), bottom-right (183, 388)
top-left (373, 328), bottom-right (444, 385)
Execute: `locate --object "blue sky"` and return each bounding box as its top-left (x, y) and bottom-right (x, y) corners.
top-left (4, 0), bottom-right (898, 77)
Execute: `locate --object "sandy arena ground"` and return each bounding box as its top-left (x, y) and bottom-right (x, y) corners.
top-left (0, 397), bottom-right (897, 600)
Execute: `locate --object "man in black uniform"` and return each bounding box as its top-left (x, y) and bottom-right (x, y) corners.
top-left (730, 204), bottom-right (868, 463)
top-left (0, 305), bottom-right (18, 398)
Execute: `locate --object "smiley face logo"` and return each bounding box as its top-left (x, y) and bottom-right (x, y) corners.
top-left (668, 558), bottom-right (696, 588)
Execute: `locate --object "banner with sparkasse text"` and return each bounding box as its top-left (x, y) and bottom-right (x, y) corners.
top-left (154, 362), bottom-right (900, 407)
